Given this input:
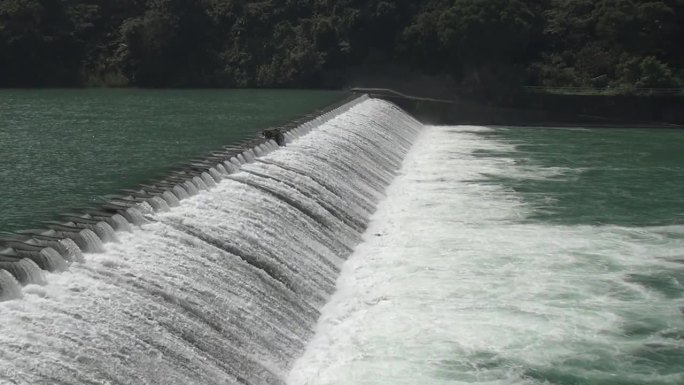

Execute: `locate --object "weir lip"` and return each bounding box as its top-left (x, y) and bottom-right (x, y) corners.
top-left (0, 94), bottom-right (369, 299)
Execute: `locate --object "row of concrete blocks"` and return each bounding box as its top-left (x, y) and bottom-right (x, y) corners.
top-left (0, 94), bottom-right (369, 301)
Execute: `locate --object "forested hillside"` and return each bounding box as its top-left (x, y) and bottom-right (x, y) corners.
top-left (1, 0), bottom-right (682, 90)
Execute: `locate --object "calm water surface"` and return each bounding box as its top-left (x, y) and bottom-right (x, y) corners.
top-left (483, 127), bottom-right (684, 227)
top-left (0, 89), bottom-right (343, 232)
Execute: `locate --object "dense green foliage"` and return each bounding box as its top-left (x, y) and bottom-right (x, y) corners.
top-left (1, 0), bottom-right (682, 89)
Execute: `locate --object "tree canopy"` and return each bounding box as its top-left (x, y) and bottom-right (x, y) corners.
top-left (1, 0), bottom-right (682, 90)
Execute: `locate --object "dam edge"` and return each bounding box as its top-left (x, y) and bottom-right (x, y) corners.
top-left (353, 87), bottom-right (684, 128)
top-left (0, 93), bottom-right (367, 298)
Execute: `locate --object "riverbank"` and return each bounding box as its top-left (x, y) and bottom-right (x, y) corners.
top-left (352, 88), bottom-right (684, 128)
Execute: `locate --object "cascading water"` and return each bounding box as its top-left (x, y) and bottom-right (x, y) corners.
top-left (50, 228), bottom-right (105, 254)
top-left (0, 269), bottom-right (22, 300)
top-left (90, 222), bottom-right (120, 243)
top-left (15, 247), bottom-right (68, 272)
top-left (162, 191), bottom-right (182, 207)
top-left (0, 258), bottom-right (45, 286)
top-left (0, 98), bottom-right (423, 384)
top-left (184, 180), bottom-right (200, 196)
top-left (172, 185), bottom-right (191, 200)
top-left (123, 207), bottom-right (149, 225)
top-left (149, 196), bottom-right (172, 213)
top-left (33, 237), bottom-right (85, 263)
top-left (287, 125), bottom-right (684, 385)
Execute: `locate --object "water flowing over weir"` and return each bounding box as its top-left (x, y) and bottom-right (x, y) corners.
top-left (0, 97), bottom-right (423, 384)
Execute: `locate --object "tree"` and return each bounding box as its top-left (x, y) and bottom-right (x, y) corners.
top-left (535, 0), bottom-right (683, 88)
top-left (617, 56), bottom-right (678, 88)
top-left (0, 0), bottom-right (83, 85)
top-left (402, 0), bottom-right (536, 96)
top-left (0, 0), bottom-right (682, 89)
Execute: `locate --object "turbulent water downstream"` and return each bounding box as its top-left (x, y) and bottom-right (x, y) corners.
top-left (289, 125), bottom-right (684, 385)
top-left (2, 98), bottom-right (683, 385)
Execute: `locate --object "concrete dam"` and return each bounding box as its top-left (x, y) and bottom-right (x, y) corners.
top-left (2, 93), bottom-right (683, 385)
top-left (0, 95), bottom-right (424, 383)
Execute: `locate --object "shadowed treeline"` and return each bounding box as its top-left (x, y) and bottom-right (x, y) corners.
top-left (1, 0), bottom-right (683, 90)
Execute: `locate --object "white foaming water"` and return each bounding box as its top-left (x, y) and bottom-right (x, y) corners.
top-left (0, 99), bottom-right (423, 385)
top-left (288, 126), bottom-right (684, 385)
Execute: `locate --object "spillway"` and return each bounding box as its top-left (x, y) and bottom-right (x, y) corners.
top-left (0, 97), bottom-right (423, 384)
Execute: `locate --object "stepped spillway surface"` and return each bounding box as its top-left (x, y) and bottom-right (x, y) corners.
top-left (0, 98), bottom-right (423, 385)
top-left (288, 125), bottom-right (684, 385)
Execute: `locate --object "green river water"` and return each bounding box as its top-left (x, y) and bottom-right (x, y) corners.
top-left (483, 127), bottom-right (684, 227)
top-left (482, 127), bottom-right (684, 384)
top-left (0, 89), bottom-right (343, 233)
